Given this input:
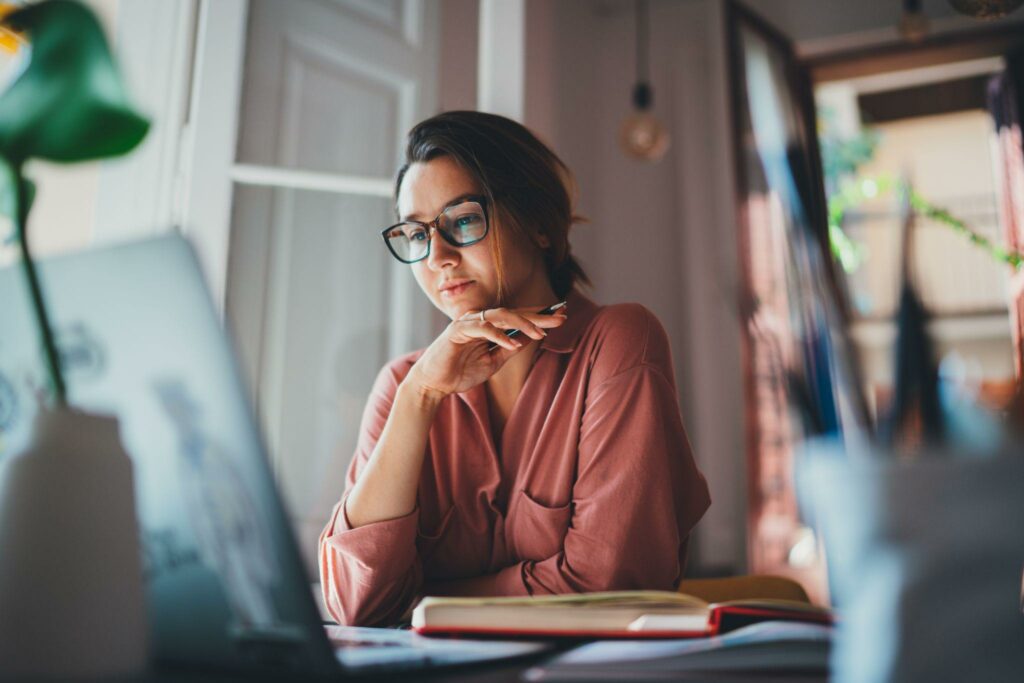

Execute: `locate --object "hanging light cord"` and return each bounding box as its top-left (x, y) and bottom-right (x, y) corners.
top-left (635, 0), bottom-right (649, 85)
top-left (633, 0), bottom-right (652, 110)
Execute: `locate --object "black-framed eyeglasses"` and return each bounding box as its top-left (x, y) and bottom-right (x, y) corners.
top-left (381, 196), bottom-right (489, 264)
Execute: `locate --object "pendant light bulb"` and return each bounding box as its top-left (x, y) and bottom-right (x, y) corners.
top-left (620, 83), bottom-right (670, 161)
top-left (620, 1), bottom-right (669, 162)
top-left (898, 0), bottom-right (929, 42)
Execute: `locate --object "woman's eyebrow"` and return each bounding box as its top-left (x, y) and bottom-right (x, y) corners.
top-left (400, 193), bottom-right (479, 222)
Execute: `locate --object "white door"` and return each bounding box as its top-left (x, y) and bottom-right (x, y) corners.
top-left (225, 0), bottom-right (442, 575)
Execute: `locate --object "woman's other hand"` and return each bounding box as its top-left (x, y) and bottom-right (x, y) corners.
top-left (406, 306), bottom-right (567, 399)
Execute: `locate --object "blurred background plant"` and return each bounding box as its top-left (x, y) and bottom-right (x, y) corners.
top-left (818, 104), bottom-right (1023, 277)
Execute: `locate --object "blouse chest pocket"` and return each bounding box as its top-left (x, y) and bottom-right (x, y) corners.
top-left (508, 490), bottom-right (572, 562)
top-left (417, 506), bottom-right (487, 580)
top-left (416, 506), bottom-right (455, 563)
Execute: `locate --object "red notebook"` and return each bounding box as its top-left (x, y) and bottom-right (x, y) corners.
top-left (411, 591), bottom-right (832, 639)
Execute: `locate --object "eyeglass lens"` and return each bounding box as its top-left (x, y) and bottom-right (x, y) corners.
top-left (384, 201), bottom-right (487, 263)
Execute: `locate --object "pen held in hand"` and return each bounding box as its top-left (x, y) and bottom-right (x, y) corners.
top-left (487, 301), bottom-right (567, 351)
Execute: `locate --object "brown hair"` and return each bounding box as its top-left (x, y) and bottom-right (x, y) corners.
top-left (394, 110), bottom-right (589, 302)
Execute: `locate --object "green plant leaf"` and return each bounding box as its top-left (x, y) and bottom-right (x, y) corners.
top-left (0, 0), bottom-right (149, 164)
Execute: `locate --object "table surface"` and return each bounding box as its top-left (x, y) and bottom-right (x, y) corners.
top-left (132, 653), bottom-right (828, 683)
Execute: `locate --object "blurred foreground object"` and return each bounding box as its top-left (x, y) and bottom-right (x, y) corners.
top-left (799, 442), bottom-right (1024, 683)
top-left (0, 1), bottom-right (150, 679)
top-left (0, 410), bottom-right (149, 678)
top-left (798, 182), bottom-right (1024, 682)
top-left (0, 0), bottom-right (148, 164)
top-left (881, 181), bottom-right (945, 453)
top-left (0, 3), bottom-right (25, 54)
top-left (0, 0), bottom-right (149, 404)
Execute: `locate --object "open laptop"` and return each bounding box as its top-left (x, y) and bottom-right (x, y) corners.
top-left (0, 234), bottom-right (547, 677)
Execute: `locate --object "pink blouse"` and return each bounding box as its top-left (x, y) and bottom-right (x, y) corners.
top-left (319, 289), bottom-right (711, 626)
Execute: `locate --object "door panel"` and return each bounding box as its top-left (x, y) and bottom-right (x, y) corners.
top-left (226, 0), bottom-right (439, 576)
top-left (281, 43), bottom-right (404, 178)
top-left (235, 0), bottom-right (429, 174)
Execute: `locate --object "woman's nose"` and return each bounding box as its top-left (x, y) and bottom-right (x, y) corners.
top-left (425, 227), bottom-right (458, 270)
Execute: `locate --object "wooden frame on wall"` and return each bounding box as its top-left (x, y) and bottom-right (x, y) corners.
top-left (808, 21), bottom-right (1024, 84)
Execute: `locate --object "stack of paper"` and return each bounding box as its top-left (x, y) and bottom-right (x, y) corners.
top-left (522, 621), bottom-right (832, 681)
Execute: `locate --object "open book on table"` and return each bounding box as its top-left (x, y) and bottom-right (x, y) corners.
top-left (411, 590), bottom-right (832, 639)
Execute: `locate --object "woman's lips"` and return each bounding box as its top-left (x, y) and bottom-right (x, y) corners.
top-left (440, 280), bottom-right (474, 297)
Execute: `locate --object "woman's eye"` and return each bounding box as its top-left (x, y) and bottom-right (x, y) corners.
top-left (410, 229), bottom-right (428, 241)
top-left (455, 214), bottom-right (482, 229)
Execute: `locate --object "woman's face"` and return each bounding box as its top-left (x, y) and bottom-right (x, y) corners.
top-left (396, 155), bottom-right (549, 320)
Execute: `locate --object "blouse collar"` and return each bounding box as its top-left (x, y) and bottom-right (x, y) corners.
top-left (539, 288), bottom-right (599, 354)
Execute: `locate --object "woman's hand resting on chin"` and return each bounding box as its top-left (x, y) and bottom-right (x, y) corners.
top-left (405, 305), bottom-right (567, 400)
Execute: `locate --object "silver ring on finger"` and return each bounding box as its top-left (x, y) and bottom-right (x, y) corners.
top-left (479, 309), bottom-right (487, 323)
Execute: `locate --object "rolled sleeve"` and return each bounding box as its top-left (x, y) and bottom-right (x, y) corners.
top-left (321, 495), bottom-right (420, 585)
top-left (318, 358), bottom-right (425, 626)
top-left (318, 496), bottom-right (422, 625)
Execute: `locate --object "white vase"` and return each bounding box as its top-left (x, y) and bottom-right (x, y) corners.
top-left (0, 407), bottom-right (148, 679)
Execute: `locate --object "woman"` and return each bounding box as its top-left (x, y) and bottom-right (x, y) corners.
top-left (319, 111), bottom-right (710, 627)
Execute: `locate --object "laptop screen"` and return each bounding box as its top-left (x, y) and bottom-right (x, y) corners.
top-left (0, 234), bottom-right (335, 674)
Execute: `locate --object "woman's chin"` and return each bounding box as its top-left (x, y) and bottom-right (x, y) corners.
top-left (446, 304), bottom-right (476, 321)
top-left (443, 298), bottom-right (490, 321)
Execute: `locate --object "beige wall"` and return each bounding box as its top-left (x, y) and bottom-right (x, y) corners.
top-left (525, 0), bottom-right (746, 574)
top-left (861, 111), bottom-right (999, 209)
top-left (856, 111), bottom-right (1009, 315)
